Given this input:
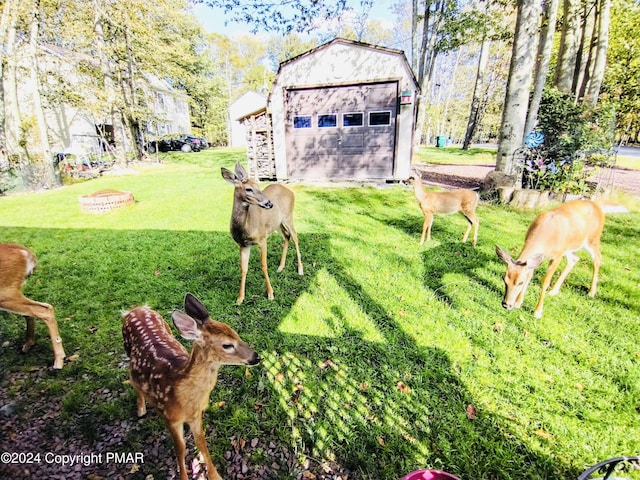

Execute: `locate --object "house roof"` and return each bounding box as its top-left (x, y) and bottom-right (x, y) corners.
top-left (268, 37), bottom-right (419, 105)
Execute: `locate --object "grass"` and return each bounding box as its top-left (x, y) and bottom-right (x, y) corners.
top-left (1, 148), bottom-right (639, 479)
top-left (416, 145), bottom-right (640, 170)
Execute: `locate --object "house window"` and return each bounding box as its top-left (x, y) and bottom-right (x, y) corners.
top-left (156, 93), bottom-right (166, 111)
top-left (318, 114), bottom-right (337, 128)
top-left (369, 111), bottom-right (392, 126)
top-left (343, 112), bottom-right (363, 127)
top-left (293, 115), bottom-right (312, 129)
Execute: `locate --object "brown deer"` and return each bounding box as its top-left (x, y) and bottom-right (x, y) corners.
top-left (496, 199), bottom-right (623, 318)
top-left (407, 173), bottom-right (479, 246)
top-left (122, 293), bottom-right (260, 480)
top-left (0, 243), bottom-right (65, 369)
top-left (221, 162), bottom-right (303, 304)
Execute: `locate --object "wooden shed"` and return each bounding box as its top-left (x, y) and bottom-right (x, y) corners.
top-left (242, 38), bottom-right (419, 182)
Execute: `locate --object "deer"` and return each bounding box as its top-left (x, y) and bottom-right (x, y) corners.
top-left (221, 162), bottom-right (303, 304)
top-left (122, 293), bottom-right (260, 480)
top-left (406, 173), bottom-right (479, 246)
top-left (495, 199), bottom-right (625, 318)
top-left (0, 243), bottom-right (65, 369)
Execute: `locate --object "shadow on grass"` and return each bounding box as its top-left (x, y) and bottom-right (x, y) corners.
top-left (0, 225), bottom-right (581, 479)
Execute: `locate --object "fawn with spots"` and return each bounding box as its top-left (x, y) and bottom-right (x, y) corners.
top-left (221, 162), bottom-right (303, 304)
top-left (0, 243), bottom-right (65, 369)
top-left (122, 293), bottom-right (260, 480)
top-left (406, 173), bottom-right (479, 246)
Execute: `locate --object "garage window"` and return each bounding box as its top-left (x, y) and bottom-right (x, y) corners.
top-left (318, 114), bottom-right (337, 128)
top-left (343, 112), bottom-right (364, 127)
top-left (293, 115), bottom-right (312, 129)
top-left (369, 111), bottom-right (392, 126)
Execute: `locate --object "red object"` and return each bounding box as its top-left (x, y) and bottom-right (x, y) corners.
top-left (402, 469), bottom-right (461, 480)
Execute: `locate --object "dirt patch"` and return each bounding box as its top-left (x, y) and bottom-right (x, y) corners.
top-left (415, 164), bottom-right (640, 196)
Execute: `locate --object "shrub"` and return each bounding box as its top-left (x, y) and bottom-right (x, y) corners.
top-left (520, 88), bottom-right (616, 194)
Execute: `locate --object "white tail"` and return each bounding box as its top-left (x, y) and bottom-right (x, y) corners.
top-left (407, 174), bottom-right (480, 246)
top-left (122, 293), bottom-right (260, 480)
top-left (221, 162), bottom-right (303, 304)
top-left (0, 243), bottom-right (65, 369)
top-left (496, 199), bottom-right (616, 318)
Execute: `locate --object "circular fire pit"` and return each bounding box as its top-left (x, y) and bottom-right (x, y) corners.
top-left (79, 189), bottom-right (135, 214)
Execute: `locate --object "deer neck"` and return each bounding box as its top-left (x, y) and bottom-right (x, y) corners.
top-left (412, 177), bottom-right (427, 202)
top-left (230, 195), bottom-right (257, 246)
top-left (180, 344), bottom-right (221, 392)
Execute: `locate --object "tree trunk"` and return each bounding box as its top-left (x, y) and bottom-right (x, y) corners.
top-left (463, 37), bottom-right (489, 149)
top-left (585, 0), bottom-right (610, 104)
top-left (27, 0), bottom-right (59, 187)
top-left (524, 0), bottom-right (559, 137)
top-left (495, 0), bottom-right (541, 177)
top-left (1, 0), bottom-right (28, 165)
top-left (555, 0), bottom-right (581, 93)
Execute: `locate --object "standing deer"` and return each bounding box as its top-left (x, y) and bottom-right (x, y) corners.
top-left (0, 243), bottom-right (65, 369)
top-left (122, 293), bottom-right (260, 480)
top-left (407, 173), bottom-right (479, 246)
top-left (221, 162), bottom-right (303, 304)
top-left (496, 199), bottom-right (621, 318)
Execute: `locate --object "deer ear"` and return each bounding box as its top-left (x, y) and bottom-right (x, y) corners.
top-left (525, 253), bottom-right (545, 269)
top-left (172, 311), bottom-right (201, 341)
top-left (234, 162), bottom-right (248, 181)
top-left (184, 293), bottom-right (209, 322)
top-left (221, 167), bottom-right (237, 184)
top-left (495, 245), bottom-right (514, 265)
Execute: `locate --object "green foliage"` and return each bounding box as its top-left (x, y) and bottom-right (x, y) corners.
top-left (522, 88), bottom-right (616, 193)
top-left (0, 149), bottom-right (638, 480)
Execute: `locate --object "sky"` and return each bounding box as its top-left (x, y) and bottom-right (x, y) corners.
top-left (191, 0), bottom-right (396, 36)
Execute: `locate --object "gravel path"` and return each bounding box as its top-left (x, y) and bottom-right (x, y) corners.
top-left (416, 164), bottom-right (640, 196)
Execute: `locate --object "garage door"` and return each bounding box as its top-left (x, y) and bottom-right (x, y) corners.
top-left (285, 82), bottom-right (398, 180)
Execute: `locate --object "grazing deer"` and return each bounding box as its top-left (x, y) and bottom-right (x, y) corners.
top-left (122, 293), bottom-right (260, 480)
top-left (0, 243), bottom-right (65, 369)
top-left (221, 162), bottom-right (303, 304)
top-left (496, 199), bottom-right (623, 318)
top-left (407, 173), bottom-right (479, 246)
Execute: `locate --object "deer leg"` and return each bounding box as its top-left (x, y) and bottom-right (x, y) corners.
top-left (167, 421), bottom-right (189, 480)
top-left (291, 226), bottom-right (304, 275)
top-left (136, 391), bottom-right (147, 417)
top-left (420, 213), bottom-right (433, 245)
top-left (533, 257), bottom-right (563, 318)
top-left (586, 244), bottom-right (602, 297)
top-left (462, 212), bottom-right (479, 247)
top-left (277, 226), bottom-right (290, 273)
top-left (237, 246), bottom-right (251, 304)
top-left (258, 241), bottom-right (274, 300)
top-left (549, 252), bottom-right (579, 296)
top-left (23, 317), bottom-right (35, 352)
top-left (2, 296), bottom-right (65, 369)
top-left (189, 417), bottom-right (221, 480)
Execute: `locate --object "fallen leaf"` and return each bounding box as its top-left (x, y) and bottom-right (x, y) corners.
top-left (396, 381), bottom-right (411, 394)
top-left (213, 401), bottom-right (226, 409)
top-left (535, 429), bottom-right (553, 440)
top-left (359, 382), bottom-right (368, 391)
top-left (274, 372), bottom-right (285, 383)
top-left (466, 404), bottom-right (478, 420)
top-left (376, 436), bottom-right (385, 446)
top-left (574, 383), bottom-right (584, 391)
top-left (493, 322), bottom-right (504, 333)
top-left (129, 464), bottom-right (140, 474)
top-left (154, 269), bottom-right (161, 276)
top-left (67, 354), bottom-right (80, 362)
top-left (320, 359), bottom-right (335, 369)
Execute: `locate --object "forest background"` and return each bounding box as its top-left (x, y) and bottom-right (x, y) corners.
top-left (0, 0), bottom-right (639, 188)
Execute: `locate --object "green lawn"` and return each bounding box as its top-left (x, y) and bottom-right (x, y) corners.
top-left (0, 148), bottom-right (639, 480)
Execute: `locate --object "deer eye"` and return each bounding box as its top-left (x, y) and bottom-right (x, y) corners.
top-left (222, 343), bottom-right (235, 352)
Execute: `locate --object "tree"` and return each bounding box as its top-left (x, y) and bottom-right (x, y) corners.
top-left (494, 0), bottom-right (541, 175)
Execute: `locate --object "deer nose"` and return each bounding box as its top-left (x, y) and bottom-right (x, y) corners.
top-left (263, 200), bottom-right (273, 209)
top-left (502, 301), bottom-right (512, 310)
top-left (247, 352), bottom-right (261, 366)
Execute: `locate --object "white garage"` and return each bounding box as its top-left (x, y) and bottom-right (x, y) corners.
top-left (242, 38), bottom-right (419, 182)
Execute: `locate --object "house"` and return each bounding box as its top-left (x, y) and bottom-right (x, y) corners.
top-left (25, 44), bottom-right (191, 158)
top-left (228, 91), bottom-right (267, 147)
top-left (241, 38), bottom-right (420, 182)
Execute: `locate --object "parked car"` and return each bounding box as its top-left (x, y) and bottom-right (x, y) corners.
top-left (145, 134), bottom-right (207, 153)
